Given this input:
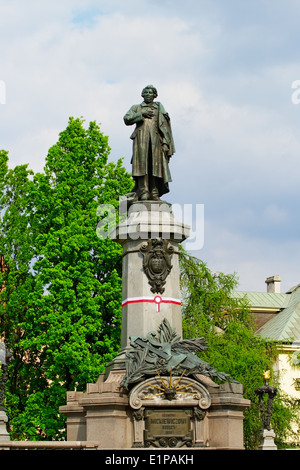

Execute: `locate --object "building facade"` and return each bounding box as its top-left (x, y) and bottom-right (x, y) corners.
top-left (234, 276), bottom-right (300, 444)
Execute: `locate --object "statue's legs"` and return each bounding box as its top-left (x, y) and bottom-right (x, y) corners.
top-left (133, 143), bottom-right (162, 201)
top-left (134, 175), bottom-right (160, 201)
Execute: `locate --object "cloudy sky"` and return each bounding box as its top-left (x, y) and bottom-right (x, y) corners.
top-left (1, 0), bottom-right (300, 293)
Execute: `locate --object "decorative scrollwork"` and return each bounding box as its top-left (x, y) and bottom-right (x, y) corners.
top-left (193, 408), bottom-right (206, 421)
top-left (132, 408), bottom-right (144, 421)
top-left (129, 374), bottom-right (211, 410)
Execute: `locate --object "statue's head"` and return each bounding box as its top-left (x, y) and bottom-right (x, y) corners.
top-left (141, 84), bottom-right (158, 100)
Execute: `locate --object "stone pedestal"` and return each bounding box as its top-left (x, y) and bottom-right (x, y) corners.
top-left (258, 429), bottom-right (277, 450)
top-left (60, 370), bottom-right (250, 449)
top-left (112, 201), bottom-right (190, 348)
top-left (0, 410), bottom-right (10, 443)
top-left (60, 200), bottom-right (251, 449)
top-left (60, 370), bottom-right (132, 447)
top-left (207, 383), bottom-right (250, 449)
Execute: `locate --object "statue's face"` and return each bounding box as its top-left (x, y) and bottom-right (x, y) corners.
top-left (142, 88), bottom-right (155, 103)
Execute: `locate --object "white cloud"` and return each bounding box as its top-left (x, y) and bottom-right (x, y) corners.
top-left (192, 219), bottom-right (300, 293)
top-left (1, 7), bottom-right (210, 170)
top-left (1, 0), bottom-right (300, 292)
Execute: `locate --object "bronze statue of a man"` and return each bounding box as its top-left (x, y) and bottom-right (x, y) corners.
top-left (124, 85), bottom-right (175, 201)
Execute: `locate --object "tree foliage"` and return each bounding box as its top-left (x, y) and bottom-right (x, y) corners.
top-left (0, 118), bottom-right (132, 440)
top-left (1, 121), bottom-right (299, 445)
top-left (180, 247), bottom-right (300, 449)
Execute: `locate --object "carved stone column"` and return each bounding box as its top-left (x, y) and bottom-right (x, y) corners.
top-left (132, 408), bottom-right (145, 448)
top-left (193, 408), bottom-right (207, 447)
top-left (111, 201), bottom-right (190, 349)
top-left (0, 410), bottom-right (10, 443)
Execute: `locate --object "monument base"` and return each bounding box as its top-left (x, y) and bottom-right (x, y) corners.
top-left (0, 410), bottom-right (10, 444)
top-left (60, 370), bottom-right (250, 450)
top-left (258, 429), bottom-right (277, 450)
top-left (59, 199), bottom-right (250, 450)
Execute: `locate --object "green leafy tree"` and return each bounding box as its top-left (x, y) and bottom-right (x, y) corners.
top-left (2, 121), bottom-right (298, 446)
top-left (0, 151), bottom-right (36, 418)
top-left (0, 119), bottom-right (132, 440)
top-left (0, 152), bottom-right (35, 351)
top-left (0, 151), bottom-right (44, 438)
top-left (180, 247), bottom-right (299, 449)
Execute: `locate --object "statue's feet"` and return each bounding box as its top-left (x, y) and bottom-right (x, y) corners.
top-left (140, 192), bottom-right (150, 201)
top-left (150, 190), bottom-right (160, 201)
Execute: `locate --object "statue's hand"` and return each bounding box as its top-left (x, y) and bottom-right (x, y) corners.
top-left (142, 110), bottom-right (154, 119)
top-left (162, 144), bottom-right (170, 161)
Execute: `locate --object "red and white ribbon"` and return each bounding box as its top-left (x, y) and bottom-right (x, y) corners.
top-left (122, 295), bottom-right (181, 313)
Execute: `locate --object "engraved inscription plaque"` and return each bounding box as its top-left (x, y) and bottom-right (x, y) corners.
top-left (144, 409), bottom-right (193, 447)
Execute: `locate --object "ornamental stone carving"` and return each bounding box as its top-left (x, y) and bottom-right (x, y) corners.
top-left (129, 375), bottom-right (211, 411)
top-left (120, 318), bottom-right (237, 391)
top-left (140, 238), bottom-right (174, 294)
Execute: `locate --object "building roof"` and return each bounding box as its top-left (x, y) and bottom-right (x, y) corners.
top-left (233, 285), bottom-right (300, 343)
top-left (233, 291), bottom-right (289, 311)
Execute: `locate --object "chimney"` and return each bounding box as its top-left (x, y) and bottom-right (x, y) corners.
top-left (265, 276), bottom-right (281, 293)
